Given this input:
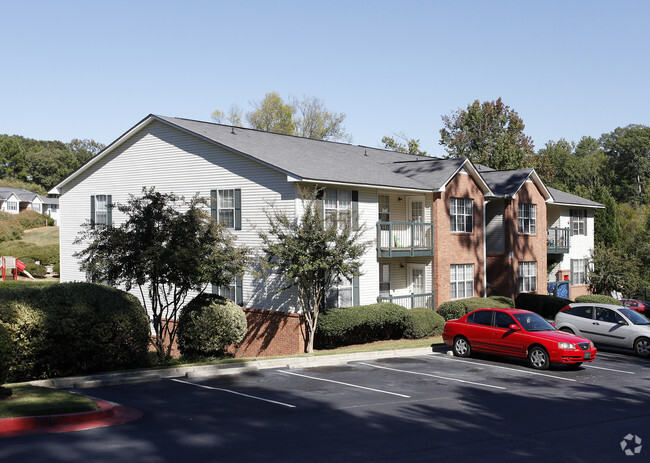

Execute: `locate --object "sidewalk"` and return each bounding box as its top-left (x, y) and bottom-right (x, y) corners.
top-left (1, 346), bottom-right (439, 437)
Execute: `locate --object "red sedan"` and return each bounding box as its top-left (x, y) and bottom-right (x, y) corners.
top-left (442, 308), bottom-right (597, 369)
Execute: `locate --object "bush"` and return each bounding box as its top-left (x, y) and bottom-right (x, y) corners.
top-left (515, 293), bottom-right (572, 319)
top-left (0, 218), bottom-right (24, 241)
top-left (488, 296), bottom-right (516, 308)
top-left (0, 241), bottom-right (59, 266)
top-left (575, 294), bottom-right (622, 305)
top-left (436, 301), bottom-right (467, 321)
top-left (0, 323), bottom-right (11, 385)
top-left (177, 293), bottom-right (247, 358)
top-left (315, 303), bottom-right (411, 349)
top-left (0, 283), bottom-right (151, 382)
top-left (462, 297), bottom-right (514, 311)
top-left (16, 210), bottom-right (54, 229)
top-left (403, 308), bottom-right (445, 339)
top-left (24, 263), bottom-right (47, 278)
top-left (52, 263), bottom-right (60, 275)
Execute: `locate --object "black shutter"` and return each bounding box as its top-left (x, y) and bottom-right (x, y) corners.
top-left (210, 190), bottom-right (218, 221)
top-left (106, 195), bottom-right (112, 228)
top-left (235, 275), bottom-right (243, 305)
top-left (90, 196), bottom-right (95, 228)
top-left (351, 190), bottom-right (359, 229)
top-left (234, 189), bottom-right (242, 230)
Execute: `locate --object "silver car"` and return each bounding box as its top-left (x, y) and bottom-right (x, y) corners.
top-left (554, 303), bottom-right (650, 357)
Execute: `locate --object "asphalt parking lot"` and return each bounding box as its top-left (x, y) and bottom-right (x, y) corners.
top-left (2, 347), bottom-right (649, 463)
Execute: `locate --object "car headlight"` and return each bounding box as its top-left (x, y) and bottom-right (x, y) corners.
top-left (590, 340), bottom-right (595, 349)
top-left (558, 342), bottom-right (576, 349)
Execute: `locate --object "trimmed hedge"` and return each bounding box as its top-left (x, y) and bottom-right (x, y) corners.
top-left (437, 301), bottom-right (467, 321)
top-left (515, 293), bottom-right (572, 319)
top-left (0, 282), bottom-right (151, 382)
top-left (315, 303), bottom-right (411, 349)
top-left (0, 323), bottom-right (11, 385)
top-left (177, 293), bottom-right (247, 358)
top-left (488, 296), bottom-right (516, 308)
top-left (0, 241), bottom-right (59, 266)
top-left (403, 308), bottom-right (445, 339)
top-left (24, 263), bottom-right (47, 278)
top-left (575, 295), bottom-right (622, 305)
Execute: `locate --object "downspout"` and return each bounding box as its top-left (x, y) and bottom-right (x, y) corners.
top-left (483, 199), bottom-right (488, 298)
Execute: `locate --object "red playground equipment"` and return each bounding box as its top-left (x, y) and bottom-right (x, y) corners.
top-left (1, 256), bottom-right (34, 280)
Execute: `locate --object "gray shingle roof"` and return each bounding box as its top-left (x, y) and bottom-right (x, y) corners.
top-left (480, 169), bottom-right (535, 197)
top-left (548, 187), bottom-right (604, 208)
top-left (0, 187), bottom-right (38, 202)
top-left (155, 116), bottom-right (433, 191)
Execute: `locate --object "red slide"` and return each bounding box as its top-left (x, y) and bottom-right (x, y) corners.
top-left (15, 259), bottom-right (35, 280)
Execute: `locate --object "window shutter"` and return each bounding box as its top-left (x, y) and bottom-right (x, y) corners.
top-left (353, 274), bottom-right (360, 306)
top-left (90, 196), bottom-right (95, 228)
top-left (584, 209), bottom-right (588, 236)
top-left (210, 190), bottom-right (218, 221)
top-left (235, 275), bottom-right (243, 305)
top-left (468, 200), bottom-right (473, 232)
top-left (570, 260), bottom-right (574, 284)
top-left (106, 195), bottom-right (112, 228)
top-left (234, 189), bottom-right (242, 230)
top-left (211, 283), bottom-right (218, 295)
top-left (351, 190), bottom-right (359, 229)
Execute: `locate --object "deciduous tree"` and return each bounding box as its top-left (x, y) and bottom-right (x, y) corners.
top-left (381, 133), bottom-right (427, 156)
top-left (74, 188), bottom-right (249, 361)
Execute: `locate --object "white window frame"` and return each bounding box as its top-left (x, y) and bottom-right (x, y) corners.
top-left (518, 261), bottom-right (537, 293)
top-left (95, 194), bottom-right (109, 226)
top-left (570, 209), bottom-right (586, 236)
top-left (450, 198), bottom-right (473, 233)
top-left (6, 200), bottom-right (18, 212)
top-left (326, 275), bottom-right (353, 308)
top-left (217, 189), bottom-right (235, 229)
top-left (378, 195), bottom-right (390, 222)
top-left (408, 264), bottom-right (426, 295)
top-left (450, 264), bottom-right (474, 300)
top-left (518, 203), bottom-right (536, 234)
top-left (217, 281), bottom-right (236, 301)
top-left (324, 188), bottom-right (352, 229)
top-left (571, 258), bottom-right (587, 285)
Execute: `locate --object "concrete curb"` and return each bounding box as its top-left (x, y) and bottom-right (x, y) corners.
top-left (30, 346), bottom-right (438, 389)
top-left (0, 398), bottom-right (143, 437)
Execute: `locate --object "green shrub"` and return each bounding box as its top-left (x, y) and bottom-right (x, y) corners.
top-left (16, 210), bottom-right (54, 229)
top-left (0, 282), bottom-right (150, 382)
top-left (515, 293), bottom-right (572, 319)
top-left (24, 263), bottom-right (47, 278)
top-left (177, 293), bottom-right (247, 358)
top-left (52, 263), bottom-right (60, 275)
top-left (0, 241), bottom-right (59, 266)
top-left (488, 296), bottom-right (516, 308)
top-left (462, 297), bottom-right (514, 311)
top-left (436, 301), bottom-right (467, 321)
top-left (0, 323), bottom-right (11, 385)
top-left (315, 303), bottom-right (410, 349)
top-left (575, 294), bottom-right (622, 305)
top-left (403, 308), bottom-right (445, 339)
top-left (0, 218), bottom-right (24, 241)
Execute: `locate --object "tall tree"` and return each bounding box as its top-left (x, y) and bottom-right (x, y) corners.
top-left (258, 186), bottom-right (371, 353)
top-left (74, 188), bottom-right (249, 361)
top-left (600, 124), bottom-right (650, 204)
top-left (213, 92), bottom-right (350, 141)
top-left (0, 138), bottom-right (27, 180)
top-left (439, 98), bottom-right (534, 170)
top-left (381, 133), bottom-right (427, 156)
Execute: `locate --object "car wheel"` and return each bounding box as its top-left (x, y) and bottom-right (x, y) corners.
top-left (559, 327), bottom-right (574, 334)
top-left (634, 337), bottom-right (650, 358)
top-left (528, 346), bottom-right (550, 370)
top-left (453, 336), bottom-right (471, 358)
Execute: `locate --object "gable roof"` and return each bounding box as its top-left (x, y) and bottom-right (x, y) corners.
top-left (52, 115), bottom-right (491, 194)
top-left (0, 187), bottom-right (39, 202)
top-left (480, 168), bottom-right (551, 200)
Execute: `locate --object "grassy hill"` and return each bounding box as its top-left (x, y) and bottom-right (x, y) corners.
top-left (21, 227), bottom-right (59, 246)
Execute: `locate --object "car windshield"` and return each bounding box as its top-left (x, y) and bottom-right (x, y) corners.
top-left (512, 312), bottom-right (556, 332)
top-left (619, 308), bottom-right (650, 325)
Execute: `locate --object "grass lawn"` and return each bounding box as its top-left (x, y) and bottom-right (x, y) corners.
top-left (21, 226), bottom-right (59, 246)
top-left (0, 385), bottom-right (98, 419)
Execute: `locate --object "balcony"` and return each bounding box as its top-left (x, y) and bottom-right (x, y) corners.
top-left (377, 221), bottom-right (435, 258)
top-left (377, 292), bottom-right (434, 310)
top-left (547, 227), bottom-right (570, 254)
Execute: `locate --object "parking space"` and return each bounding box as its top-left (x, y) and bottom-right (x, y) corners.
top-left (2, 349), bottom-right (650, 462)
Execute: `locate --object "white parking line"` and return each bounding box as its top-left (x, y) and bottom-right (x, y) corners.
top-left (278, 370), bottom-right (411, 398)
top-left (171, 378), bottom-right (296, 408)
top-left (357, 362), bottom-right (506, 390)
top-left (584, 364), bottom-right (635, 374)
top-left (427, 355), bottom-right (577, 382)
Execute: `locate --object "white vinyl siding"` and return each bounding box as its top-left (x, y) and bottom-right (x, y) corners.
top-left (59, 120), bottom-right (299, 315)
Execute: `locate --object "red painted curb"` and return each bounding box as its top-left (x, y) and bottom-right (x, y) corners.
top-left (0, 398), bottom-right (142, 437)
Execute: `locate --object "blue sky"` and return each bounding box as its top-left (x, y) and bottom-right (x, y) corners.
top-left (2, 0), bottom-right (649, 156)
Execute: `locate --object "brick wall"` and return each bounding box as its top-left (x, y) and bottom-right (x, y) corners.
top-left (232, 309), bottom-right (306, 358)
top-left (433, 173), bottom-right (485, 307)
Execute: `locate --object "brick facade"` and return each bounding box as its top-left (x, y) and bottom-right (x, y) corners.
top-left (433, 173), bottom-right (485, 307)
top-left (233, 309), bottom-right (305, 357)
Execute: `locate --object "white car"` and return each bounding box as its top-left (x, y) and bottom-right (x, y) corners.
top-left (554, 303), bottom-right (650, 357)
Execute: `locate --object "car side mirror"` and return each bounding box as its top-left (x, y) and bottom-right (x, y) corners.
top-left (617, 320), bottom-right (628, 326)
top-left (509, 324), bottom-right (520, 331)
